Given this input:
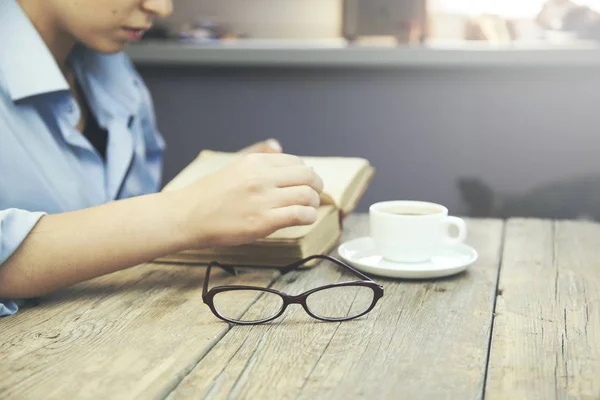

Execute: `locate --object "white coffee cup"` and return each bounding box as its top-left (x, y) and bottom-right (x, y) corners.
top-left (369, 200), bottom-right (467, 263)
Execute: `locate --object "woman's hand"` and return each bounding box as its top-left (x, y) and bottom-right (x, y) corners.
top-left (0, 148), bottom-right (317, 299)
top-left (173, 152), bottom-right (323, 249)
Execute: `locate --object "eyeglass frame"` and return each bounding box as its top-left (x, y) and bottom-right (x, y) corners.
top-left (202, 254), bottom-right (384, 325)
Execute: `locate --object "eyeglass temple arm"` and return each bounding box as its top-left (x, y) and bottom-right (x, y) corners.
top-left (203, 261), bottom-right (237, 297)
top-left (279, 254), bottom-right (374, 281)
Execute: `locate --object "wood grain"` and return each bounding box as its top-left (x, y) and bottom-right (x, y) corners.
top-left (486, 219), bottom-right (600, 400)
top-left (168, 216), bottom-right (504, 400)
top-left (0, 262), bottom-right (278, 400)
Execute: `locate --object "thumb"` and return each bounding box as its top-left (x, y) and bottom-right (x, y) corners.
top-left (240, 139), bottom-right (283, 154)
top-left (264, 138), bottom-right (283, 153)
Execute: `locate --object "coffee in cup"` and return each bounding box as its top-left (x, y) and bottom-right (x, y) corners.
top-left (369, 201), bottom-right (467, 263)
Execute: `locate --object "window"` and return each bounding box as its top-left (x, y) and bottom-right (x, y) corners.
top-left (432, 0), bottom-right (600, 18)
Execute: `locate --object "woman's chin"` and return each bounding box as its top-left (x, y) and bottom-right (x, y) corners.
top-left (84, 38), bottom-right (128, 54)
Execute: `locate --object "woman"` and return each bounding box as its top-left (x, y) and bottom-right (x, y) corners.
top-left (0, 0), bottom-right (323, 316)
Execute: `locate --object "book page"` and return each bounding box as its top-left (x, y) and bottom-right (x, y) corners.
top-left (163, 150), bottom-right (369, 208)
top-left (301, 156), bottom-right (369, 207)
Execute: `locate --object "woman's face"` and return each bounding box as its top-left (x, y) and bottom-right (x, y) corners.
top-left (49, 0), bottom-right (173, 53)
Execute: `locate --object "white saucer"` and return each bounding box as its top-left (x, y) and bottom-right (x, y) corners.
top-left (338, 237), bottom-right (478, 279)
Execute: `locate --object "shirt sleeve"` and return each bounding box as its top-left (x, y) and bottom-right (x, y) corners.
top-left (0, 208), bottom-right (46, 317)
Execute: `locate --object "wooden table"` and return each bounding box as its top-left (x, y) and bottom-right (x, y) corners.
top-left (1, 215), bottom-right (599, 399)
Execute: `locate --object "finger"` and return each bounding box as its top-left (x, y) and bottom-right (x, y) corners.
top-left (271, 186), bottom-right (320, 209)
top-left (265, 138), bottom-right (283, 152)
top-left (260, 146), bottom-right (282, 154)
top-left (239, 139), bottom-right (282, 154)
top-left (266, 205), bottom-right (318, 231)
top-left (238, 144), bottom-right (263, 154)
top-left (271, 165), bottom-right (324, 193)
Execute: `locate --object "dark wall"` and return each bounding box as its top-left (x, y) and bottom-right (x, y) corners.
top-left (136, 65), bottom-right (600, 214)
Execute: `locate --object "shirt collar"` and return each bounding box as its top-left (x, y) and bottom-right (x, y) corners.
top-left (0, 0), bottom-right (69, 101)
top-left (69, 46), bottom-right (142, 122)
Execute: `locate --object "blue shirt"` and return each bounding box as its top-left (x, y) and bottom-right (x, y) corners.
top-left (0, 0), bottom-right (166, 316)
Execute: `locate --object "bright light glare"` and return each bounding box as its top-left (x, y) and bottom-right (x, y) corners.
top-left (432, 0), bottom-right (600, 19)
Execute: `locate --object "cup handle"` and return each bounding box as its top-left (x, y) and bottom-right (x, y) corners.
top-left (443, 216), bottom-right (467, 245)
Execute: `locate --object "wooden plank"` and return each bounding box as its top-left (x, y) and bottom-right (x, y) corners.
top-left (169, 216), bottom-right (504, 399)
top-left (486, 219), bottom-right (600, 399)
top-left (0, 262), bottom-right (278, 400)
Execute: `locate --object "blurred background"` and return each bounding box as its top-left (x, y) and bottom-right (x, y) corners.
top-left (126, 0), bottom-right (600, 218)
top-left (143, 0), bottom-right (600, 44)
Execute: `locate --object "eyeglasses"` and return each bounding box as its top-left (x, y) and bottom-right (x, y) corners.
top-left (202, 254), bottom-right (384, 325)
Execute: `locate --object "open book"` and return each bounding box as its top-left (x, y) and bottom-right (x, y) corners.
top-left (155, 150), bottom-right (374, 267)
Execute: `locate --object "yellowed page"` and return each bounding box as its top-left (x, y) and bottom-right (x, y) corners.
top-left (300, 156), bottom-right (369, 207)
top-left (162, 150), bottom-right (369, 208)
